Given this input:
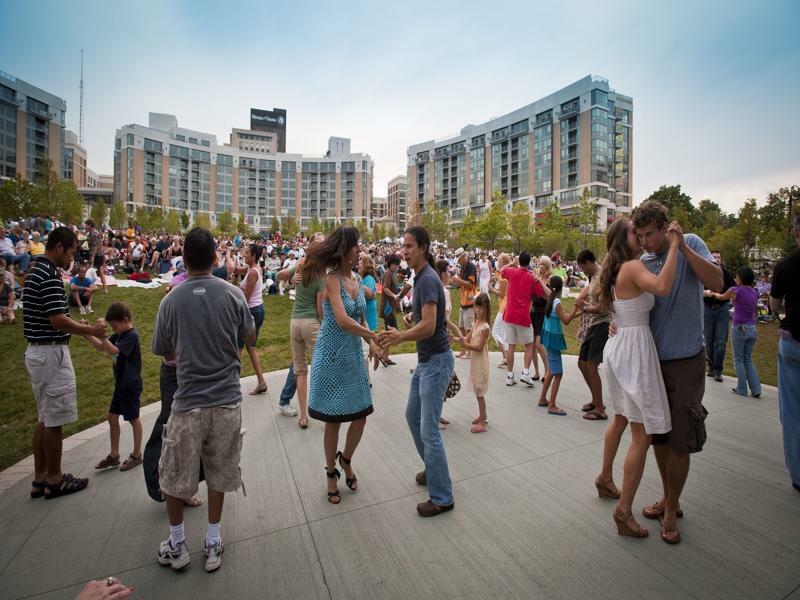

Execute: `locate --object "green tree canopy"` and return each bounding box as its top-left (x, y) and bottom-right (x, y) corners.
top-left (422, 200), bottom-right (450, 242)
top-left (109, 201), bottom-right (128, 229)
top-left (165, 209), bottom-right (181, 234)
top-left (0, 175), bottom-right (35, 221)
top-left (507, 202), bottom-right (532, 253)
top-left (387, 223), bottom-right (398, 239)
top-left (645, 184), bottom-right (696, 225)
top-left (89, 199), bottom-right (107, 227)
top-left (475, 192), bottom-right (508, 249)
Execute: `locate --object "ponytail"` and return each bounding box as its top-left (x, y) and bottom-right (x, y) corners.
top-left (544, 275), bottom-right (563, 316)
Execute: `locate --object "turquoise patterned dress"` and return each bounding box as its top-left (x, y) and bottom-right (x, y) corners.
top-left (308, 274), bottom-right (374, 422)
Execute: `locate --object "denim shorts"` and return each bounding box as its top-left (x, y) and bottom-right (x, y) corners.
top-left (547, 348), bottom-right (563, 375)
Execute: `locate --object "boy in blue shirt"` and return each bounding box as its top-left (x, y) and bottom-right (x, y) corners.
top-left (84, 302), bottom-right (144, 471)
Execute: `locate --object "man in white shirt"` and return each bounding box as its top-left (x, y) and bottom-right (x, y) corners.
top-left (278, 251), bottom-right (298, 295)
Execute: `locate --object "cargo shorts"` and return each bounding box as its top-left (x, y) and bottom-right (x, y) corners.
top-left (158, 404), bottom-right (243, 498)
top-left (24, 344), bottom-right (78, 428)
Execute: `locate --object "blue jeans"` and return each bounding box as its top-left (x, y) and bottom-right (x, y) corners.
top-left (405, 351), bottom-right (454, 506)
top-left (778, 335), bottom-right (800, 486)
top-left (279, 363), bottom-right (296, 406)
top-left (703, 303), bottom-right (730, 374)
top-left (732, 324), bottom-right (760, 396)
top-left (2, 252), bottom-right (29, 273)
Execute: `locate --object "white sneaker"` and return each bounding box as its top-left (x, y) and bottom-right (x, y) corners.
top-left (86, 305), bottom-right (94, 313)
top-left (279, 405), bottom-right (298, 417)
top-left (520, 373), bottom-right (535, 386)
top-left (506, 374), bottom-right (517, 386)
top-left (79, 306), bottom-right (87, 314)
top-left (204, 538), bottom-right (224, 572)
top-left (158, 539), bottom-right (190, 570)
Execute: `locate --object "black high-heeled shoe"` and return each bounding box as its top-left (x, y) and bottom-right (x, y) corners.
top-left (336, 451), bottom-right (358, 491)
top-left (325, 467), bottom-right (341, 504)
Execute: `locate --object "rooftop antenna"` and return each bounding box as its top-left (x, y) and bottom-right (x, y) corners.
top-left (79, 49), bottom-right (84, 145)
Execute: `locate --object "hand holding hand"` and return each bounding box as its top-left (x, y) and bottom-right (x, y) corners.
top-left (379, 328), bottom-right (401, 349)
top-left (608, 321), bottom-right (618, 337)
top-left (667, 221), bottom-right (684, 249)
top-left (91, 319), bottom-right (108, 338)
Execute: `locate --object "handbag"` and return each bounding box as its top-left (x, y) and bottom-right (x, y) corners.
top-left (445, 372), bottom-right (461, 399)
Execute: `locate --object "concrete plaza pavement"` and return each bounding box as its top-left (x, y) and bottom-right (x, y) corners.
top-left (1, 353), bottom-right (798, 599)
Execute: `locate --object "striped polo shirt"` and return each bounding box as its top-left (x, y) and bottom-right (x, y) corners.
top-left (23, 257), bottom-right (70, 343)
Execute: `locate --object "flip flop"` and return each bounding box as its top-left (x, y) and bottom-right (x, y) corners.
top-left (581, 402), bottom-right (595, 412)
top-left (583, 410), bottom-right (608, 421)
top-left (547, 409), bottom-right (567, 416)
top-left (537, 401), bottom-right (549, 407)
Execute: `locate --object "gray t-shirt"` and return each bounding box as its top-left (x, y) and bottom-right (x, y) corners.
top-left (152, 275), bottom-right (255, 412)
top-left (412, 263), bottom-right (451, 362)
top-left (641, 233), bottom-right (714, 361)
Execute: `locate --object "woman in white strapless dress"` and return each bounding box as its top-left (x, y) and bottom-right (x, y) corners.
top-left (592, 218), bottom-right (681, 539)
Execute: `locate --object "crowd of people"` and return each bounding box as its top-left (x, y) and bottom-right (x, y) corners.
top-left (9, 198), bottom-right (800, 587)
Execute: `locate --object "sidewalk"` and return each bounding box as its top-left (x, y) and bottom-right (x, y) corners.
top-left (0, 353), bottom-right (797, 599)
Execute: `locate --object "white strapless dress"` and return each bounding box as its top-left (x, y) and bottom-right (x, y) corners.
top-left (603, 291), bottom-right (671, 434)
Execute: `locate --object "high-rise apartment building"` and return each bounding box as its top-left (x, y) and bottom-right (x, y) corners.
top-left (62, 129), bottom-right (88, 187)
top-left (250, 108), bottom-right (286, 152)
top-left (387, 175), bottom-right (407, 230)
top-left (407, 75), bottom-right (632, 230)
top-left (114, 113), bottom-right (372, 231)
top-left (0, 70), bottom-right (66, 181)
top-left (370, 196), bottom-right (387, 223)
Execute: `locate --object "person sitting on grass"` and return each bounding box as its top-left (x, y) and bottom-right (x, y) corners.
top-left (70, 263), bottom-right (97, 314)
top-left (0, 257), bottom-right (16, 324)
top-left (83, 302), bottom-right (144, 472)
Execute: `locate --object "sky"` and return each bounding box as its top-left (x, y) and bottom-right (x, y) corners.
top-left (2, 0), bottom-right (799, 214)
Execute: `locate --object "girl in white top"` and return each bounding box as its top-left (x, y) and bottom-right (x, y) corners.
top-left (593, 218), bottom-right (681, 539)
top-left (478, 253), bottom-right (491, 295)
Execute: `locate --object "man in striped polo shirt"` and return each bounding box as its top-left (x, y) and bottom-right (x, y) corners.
top-left (24, 227), bottom-right (107, 500)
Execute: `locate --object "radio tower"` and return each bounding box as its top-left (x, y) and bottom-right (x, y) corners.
top-left (79, 49), bottom-right (85, 145)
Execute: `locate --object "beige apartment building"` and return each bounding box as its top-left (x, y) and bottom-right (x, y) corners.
top-left (62, 129), bottom-right (88, 187)
top-left (0, 70), bottom-right (65, 181)
top-left (387, 175), bottom-right (407, 230)
top-left (114, 113), bottom-right (372, 231)
top-left (407, 75), bottom-right (632, 230)
top-left (370, 196), bottom-right (388, 222)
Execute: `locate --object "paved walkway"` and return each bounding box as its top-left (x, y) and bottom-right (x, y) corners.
top-left (1, 353), bottom-right (797, 599)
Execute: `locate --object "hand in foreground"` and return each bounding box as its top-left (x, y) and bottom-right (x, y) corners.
top-left (608, 321), bottom-right (617, 337)
top-left (378, 328), bottom-right (402, 349)
top-left (76, 577), bottom-right (134, 599)
top-left (90, 320), bottom-right (108, 338)
top-left (666, 221), bottom-right (684, 249)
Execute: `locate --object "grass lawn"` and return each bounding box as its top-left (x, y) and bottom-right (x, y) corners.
top-left (0, 285), bottom-right (780, 470)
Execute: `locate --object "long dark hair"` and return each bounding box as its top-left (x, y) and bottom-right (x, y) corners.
top-left (303, 225), bottom-right (360, 275)
top-left (300, 240), bottom-right (327, 287)
top-left (544, 275), bottom-right (563, 317)
top-left (597, 219), bottom-right (638, 312)
top-left (474, 292), bottom-right (492, 324)
top-left (404, 225), bottom-right (435, 269)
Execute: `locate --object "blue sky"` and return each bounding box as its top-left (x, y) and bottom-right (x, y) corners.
top-left (2, 0), bottom-right (798, 213)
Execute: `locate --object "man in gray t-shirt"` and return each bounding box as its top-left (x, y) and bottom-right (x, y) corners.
top-left (152, 227), bottom-right (255, 573)
top-left (633, 201), bottom-right (722, 545)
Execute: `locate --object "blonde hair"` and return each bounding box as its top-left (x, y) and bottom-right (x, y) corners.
top-left (539, 256), bottom-right (552, 273)
top-left (497, 252), bottom-right (511, 268)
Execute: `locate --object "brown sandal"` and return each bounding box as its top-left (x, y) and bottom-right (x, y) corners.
top-left (120, 454), bottom-right (142, 471)
top-left (95, 454), bottom-right (120, 469)
top-left (642, 501), bottom-right (684, 520)
top-left (660, 519), bottom-right (681, 544)
top-left (613, 507), bottom-right (649, 538)
top-left (595, 476), bottom-right (620, 499)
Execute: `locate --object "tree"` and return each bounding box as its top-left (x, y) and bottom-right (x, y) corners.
top-left (90, 198), bottom-right (107, 228)
top-left (507, 202), bottom-right (533, 253)
top-left (407, 201), bottom-right (422, 226)
top-left (645, 184), bottom-right (696, 224)
top-left (55, 181), bottom-right (84, 225)
top-left (165, 209), bottom-right (181, 234)
top-left (475, 191), bottom-right (508, 249)
top-left (109, 200), bottom-right (128, 229)
top-left (387, 223), bottom-right (398, 239)
top-left (736, 199), bottom-right (761, 259)
top-left (378, 222), bottom-right (387, 240)
top-left (194, 212), bottom-right (211, 231)
top-left (236, 215), bottom-right (248, 235)
top-left (694, 199), bottom-right (725, 241)
top-left (307, 216), bottom-right (323, 237)
top-left (371, 222), bottom-right (381, 242)
top-left (356, 217), bottom-right (370, 241)
top-left (270, 215), bottom-right (281, 235)
top-left (422, 200), bottom-right (449, 242)
top-left (180, 212), bottom-right (190, 230)
top-left (576, 187), bottom-right (597, 244)
top-left (134, 206), bottom-right (151, 231)
top-left (216, 209), bottom-right (234, 237)
top-left (283, 216), bottom-right (300, 239)
top-left (0, 174), bottom-right (36, 221)
top-left (760, 187), bottom-right (797, 255)
top-left (456, 209), bottom-right (478, 248)
top-left (149, 209), bottom-right (165, 232)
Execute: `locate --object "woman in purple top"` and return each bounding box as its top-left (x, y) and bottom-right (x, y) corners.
top-left (712, 266), bottom-right (761, 397)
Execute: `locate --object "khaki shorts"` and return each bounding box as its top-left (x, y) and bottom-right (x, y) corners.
top-left (459, 306), bottom-right (475, 330)
top-left (290, 318), bottom-right (320, 375)
top-left (505, 323), bottom-right (534, 346)
top-left (652, 350), bottom-right (708, 454)
top-left (159, 405), bottom-right (243, 498)
top-left (24, 344), bottom-right (78, 427)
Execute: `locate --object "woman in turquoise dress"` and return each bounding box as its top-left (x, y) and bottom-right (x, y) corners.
top-left (306, 226), bottom-right (380, 504)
